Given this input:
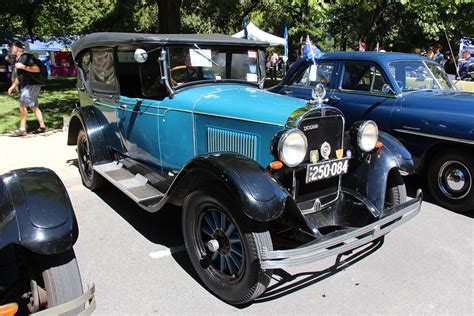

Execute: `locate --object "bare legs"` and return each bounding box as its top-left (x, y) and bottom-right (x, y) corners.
top-left (18, 105), bottom-right (46, 131)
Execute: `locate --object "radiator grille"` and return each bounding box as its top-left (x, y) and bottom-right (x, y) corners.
top-left (207, 127), bottom-right (258, 160)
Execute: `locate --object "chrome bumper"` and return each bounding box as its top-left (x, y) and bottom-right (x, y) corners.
top-left (32, 283), bottom-right (96, 315)
top-left (260, 190), bottom-right (423, 270)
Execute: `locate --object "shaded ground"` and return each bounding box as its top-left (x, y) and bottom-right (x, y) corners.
top-left (0, 77), bottom-right (77, 134)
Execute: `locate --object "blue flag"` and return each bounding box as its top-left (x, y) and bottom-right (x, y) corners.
top-left (303, 35), bottom-right (323, 63)
top-left (284, 25), bottom-right (288, 58)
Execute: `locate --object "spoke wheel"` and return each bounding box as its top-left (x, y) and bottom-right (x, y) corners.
top-left (428, 151), bottom-right (474, 212)
top-left (77, 129), bottom-right (104, 190)
top-left (182, 189), bottom-right (273, 305)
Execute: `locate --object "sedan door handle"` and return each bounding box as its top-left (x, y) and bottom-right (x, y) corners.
top-left (330, 95), bottom-right (340, 101)
top-left (284, 90), bottom-right (293, 95)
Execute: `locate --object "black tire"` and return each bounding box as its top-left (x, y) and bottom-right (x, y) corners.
top-left (182, 190), bottom-right (273, 305)
top-left (385, 171), bottom-right (407, 207)
top-left (427, 151), bottom-right (474, 212)
top-left (37, 249), bottom-right (84, 315)
top-left (77, 129), bottom-right (104, 190)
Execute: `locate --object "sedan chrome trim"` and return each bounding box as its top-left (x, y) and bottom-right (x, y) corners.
top-left (394, 129), bottom-right (474, 145)
top-left (260, 190), bottom-right (422, 269)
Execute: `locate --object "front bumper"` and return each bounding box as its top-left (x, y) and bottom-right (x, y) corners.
top-left (260, 190), bottom-right (422, 269)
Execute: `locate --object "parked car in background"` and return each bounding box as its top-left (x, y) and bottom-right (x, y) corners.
top-left (0, 168), bottom-right (95, 315)
top-left (0, 54), bottom-right (11, 90)
top-left (271, 52), bottom-right (474, 212)
top-left (68, 33), bottom-right (421, 304)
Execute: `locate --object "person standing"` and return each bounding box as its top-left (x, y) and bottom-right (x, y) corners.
top-left (7, 41), bottom-right (47, 137)
top-left (459, 49), bottom-right (474, 80)
top-left (269, 50), bottom-right (279, 80)
top-left (433, 43), bottom-right (444, 64)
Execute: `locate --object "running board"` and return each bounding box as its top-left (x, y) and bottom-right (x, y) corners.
top-left (94, 162), bottom-right (164, 207)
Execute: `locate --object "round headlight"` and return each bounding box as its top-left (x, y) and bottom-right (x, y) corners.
top-left (278, 129), bottom-right (308, 167)
top-left (357, 120), bottom-right (379, 152)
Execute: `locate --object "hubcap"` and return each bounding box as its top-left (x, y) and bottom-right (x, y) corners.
top-left (199, 208), bottom-right (243, 278)
top-left (438, 161), bottom-right (472, 200)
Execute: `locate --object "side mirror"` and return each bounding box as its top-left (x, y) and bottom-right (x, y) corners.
top-left (381, 83), bottom-right (396, 95)
top-left (134, 49), bottom-right (148, 63)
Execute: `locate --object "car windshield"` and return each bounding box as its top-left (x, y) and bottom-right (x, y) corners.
top-left (168, 46), bottom-right (261, 87)
top-left (389, 60), bottom-right (455, 92)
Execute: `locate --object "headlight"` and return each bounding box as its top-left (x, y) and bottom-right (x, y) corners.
top-left (278, 129), bottom-right (308, 167)
top-left (352, 120), bottom-right (379, 152)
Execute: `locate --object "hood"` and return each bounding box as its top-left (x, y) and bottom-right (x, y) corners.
top-left (174, 84), bottom-right (309, 126)
top-left (402, 90), bottom-right (474, 116)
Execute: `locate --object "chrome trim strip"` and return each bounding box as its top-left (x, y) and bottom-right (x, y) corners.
top-left (394, 129), bottom-right (474, 145)
top-left (193, 111), bottom-right (284, 127)
top-left (334, 89), bottom-right (397, 98)
top-left (260, 190), bottom-right (422, 269)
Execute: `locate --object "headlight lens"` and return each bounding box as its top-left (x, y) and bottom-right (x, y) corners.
top-left (278, 129), bottom-right (308, 167)
top-left (357, 121), bottom-right (379, 152)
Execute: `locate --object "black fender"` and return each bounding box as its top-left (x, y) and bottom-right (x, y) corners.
top-left (165, 153), bottom-right (290, 221)
top-left (0, 168), bottom-right (78, 255)
top-left (67, 106), bottom-right (112, 165)
top-left (342, 132), bottom-right (414, 212)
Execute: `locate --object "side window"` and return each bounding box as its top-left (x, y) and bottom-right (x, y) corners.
top-left (292, 62), bottom-right (335, 88)
top-left (341, 63), bottom-right (389, 93)
top-left (91, 48), bottom-right (118, 94)
top-left (79, 51), bottom-right (91, 81)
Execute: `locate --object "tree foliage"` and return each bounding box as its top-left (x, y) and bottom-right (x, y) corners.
top-left (1, 0), bottom-right (473, 60)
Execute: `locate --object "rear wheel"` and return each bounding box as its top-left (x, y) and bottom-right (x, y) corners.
top-left (77, 129), bottom-right (104, 190)
top-left (427, 151), bottom-right (473, 212)
top-left (182, 190), bottom-right (273, 305)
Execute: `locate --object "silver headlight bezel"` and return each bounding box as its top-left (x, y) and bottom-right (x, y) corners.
top-left (357, 120), bottom-right (379, 152)
top-left (277, 129), bottom-right (308, 167)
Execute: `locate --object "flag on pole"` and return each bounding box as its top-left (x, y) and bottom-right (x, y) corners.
top-left (244, 16), bottom-right (248, 40)
top-left (303, 35), bottom-right (323, 65)
top-left (284, 24), bottom-right (288, 59)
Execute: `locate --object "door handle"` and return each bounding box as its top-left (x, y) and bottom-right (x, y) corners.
top-left (117, 104), bottom-right (126, 111)
top-left (284, 90), bottom-right (293, 95)
top-left (330, 95), bottom-right (340, 101)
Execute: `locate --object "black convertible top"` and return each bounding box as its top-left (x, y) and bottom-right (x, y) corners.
top-left (72, 32), bottom-right (269, 59)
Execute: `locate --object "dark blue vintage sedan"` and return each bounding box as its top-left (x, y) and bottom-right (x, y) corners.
top-left (271, 52), bottom-right (474, 212)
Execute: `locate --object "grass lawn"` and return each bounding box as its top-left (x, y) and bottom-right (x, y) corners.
top-left (0, 77), bottom-right (77, 134)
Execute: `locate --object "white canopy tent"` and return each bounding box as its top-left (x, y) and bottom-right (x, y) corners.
top-left (232, 22), bottom-right (286, 47)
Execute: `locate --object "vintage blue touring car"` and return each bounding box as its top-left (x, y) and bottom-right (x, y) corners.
top-left (68, 33), bottom-right (421, 304)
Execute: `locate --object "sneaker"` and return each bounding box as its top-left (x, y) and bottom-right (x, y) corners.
top-left (10, 129), bottom-right (27, 137)
top-left (32, 127), bottom-right (48, 134)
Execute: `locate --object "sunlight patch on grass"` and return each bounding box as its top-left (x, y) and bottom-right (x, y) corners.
top-left (0, 77), bottom-right (77, 134)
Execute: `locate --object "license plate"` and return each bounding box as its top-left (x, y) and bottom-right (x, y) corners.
top-left (306, 158), bottom-right (349, 183)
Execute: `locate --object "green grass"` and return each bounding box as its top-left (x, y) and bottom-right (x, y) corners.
top-left (0, 77), bottom-right (77, 134)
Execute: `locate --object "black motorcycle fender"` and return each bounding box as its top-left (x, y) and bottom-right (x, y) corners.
top-left (342, 132), bottom-right (414, 212)
top-left (166, 153), bottom-right (290, 221)
top-left (67, 106), bottom-right (112, 165)
top-left (0, 168), bottom-right (78, 255)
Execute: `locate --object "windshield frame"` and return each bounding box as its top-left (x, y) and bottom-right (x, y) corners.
top-left (165, 44), bottom-right (265, 91)
top-left (387, 59), bottom-right (456, 94)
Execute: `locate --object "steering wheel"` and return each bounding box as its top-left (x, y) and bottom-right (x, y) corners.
top-left (170, 65), bottom-right (199, 85)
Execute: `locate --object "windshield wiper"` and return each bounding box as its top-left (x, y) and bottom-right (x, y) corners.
top-left (193, 44), bottom-right (220, 67)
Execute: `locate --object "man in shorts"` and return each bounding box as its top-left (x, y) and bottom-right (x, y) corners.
top-left (7, 41), bottom-right (47, 137)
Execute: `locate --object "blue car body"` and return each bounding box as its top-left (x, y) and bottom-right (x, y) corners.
top-left (271, 52), bottom-right (474, 211)
top-left (67, 33), bottom-right (422, 304)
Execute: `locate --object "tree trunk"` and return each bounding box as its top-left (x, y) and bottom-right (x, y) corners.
top-left (157, 0), bottom-right (182, 33)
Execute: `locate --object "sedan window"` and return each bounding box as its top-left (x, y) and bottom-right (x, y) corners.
top-left (388, 61), bottom-right (454, 92)
top-left (341, 63), bottom-right (389, 93)
top-left (292, 62), bottom-right (335, 88)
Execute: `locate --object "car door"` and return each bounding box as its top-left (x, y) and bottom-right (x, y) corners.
top-left (330, 61), bottom-right (399, 130)
top-left (114, 50), bottom-right (164, 168)
top-left (277, 61), bottom-right (338, 99)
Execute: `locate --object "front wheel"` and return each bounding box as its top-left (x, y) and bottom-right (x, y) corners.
top-left (385, 171), bottom-right (407, 207)
top-left (182, 190), bottom-right (273, 305)
top-left (427, 151), bottom-right (473, 212)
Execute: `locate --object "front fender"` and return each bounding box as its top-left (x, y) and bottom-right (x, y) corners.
top-left (0, 168), bottom-right (78, 254)
top-left (342, 132), bottom-right (414, 211)
top-left (166, 153), bottom-right (290, 221)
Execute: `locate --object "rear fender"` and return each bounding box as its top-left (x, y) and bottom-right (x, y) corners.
top-left (67, 106), bottom-right (112, 165)
top-left (0, 168), bottom-right (78, 255)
